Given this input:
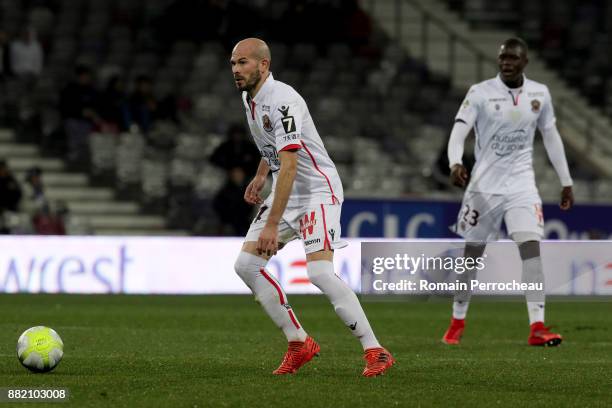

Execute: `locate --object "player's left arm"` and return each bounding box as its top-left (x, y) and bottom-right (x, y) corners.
top-left (538, 87), bottom-right (574, 210)
top-left (257, 150), bottom-right (298, 256)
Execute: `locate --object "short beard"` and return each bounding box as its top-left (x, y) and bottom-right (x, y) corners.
top-left (239, 70), bottom-right (262, 93)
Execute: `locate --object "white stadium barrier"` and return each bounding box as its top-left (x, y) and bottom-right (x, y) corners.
top-left (0, 237), bottom-right (610, 295)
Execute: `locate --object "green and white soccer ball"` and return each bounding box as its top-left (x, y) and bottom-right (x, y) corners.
top-left (17, 326), bottom-right (64, 373)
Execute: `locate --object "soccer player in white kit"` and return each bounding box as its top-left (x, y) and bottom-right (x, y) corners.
top-left (230, 38), bottom-right (394, 376)
top-left (442, 38), bottom-right (574, 346)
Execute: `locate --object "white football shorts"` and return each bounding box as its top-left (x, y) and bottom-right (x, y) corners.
top-left (245, 202), bottom-right (348, 254)
top-left (453, 190), bottom-right (544, 241)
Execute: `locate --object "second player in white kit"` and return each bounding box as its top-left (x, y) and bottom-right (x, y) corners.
top-left (450, 68), bottom-right (570, 241)
top-left (442, 38), bottom-right (574, 346)
top-left (230, 38), bottom-right (394, 377)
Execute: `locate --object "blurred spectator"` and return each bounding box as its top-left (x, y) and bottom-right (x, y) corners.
top-left (129, 75), bottom-right (158, 133)
top-left (210, 124), bottom-right (260, 178)
top-left (0, 159), bottom-right (22, 234)
top-left (212, 167), bottom-right (253, 236)
top-left (0, 30), bottom-right (12, 78)
top-left (100, 75), bottom-right (131, 133)
top-left (156, 0), bottom-right (256, 48)
top-left (0, 160), bottom-right (22, 212)
top-left (23, 166), bottom-right (48, 211)
top-left (10, 28), bottom-right (43, 78)
top-left (23, 166), bottom-right (66, 235)
top-left (32, 205), bottom-right (65, 235)
top-left (210, 124), bottom-right (260, 236)
top-left (344, 0), bottom-right (373, 47)
top-left (343, 0), bottom-right (379, 58)
top-left (60, 65), bottom-right (100, 122)
top-left (59, 65), bottom-right (100, 165)
top-left (55, 200), bottom-right (79, 234)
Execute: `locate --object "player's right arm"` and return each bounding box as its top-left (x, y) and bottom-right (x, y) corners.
top-left (448, 124), bottom-right (471, 188)
top-left (256, 149), bottom-right (297, 256)
top-left (448, 86), bottom-right (480, 188)
top-left (244, 158), bottom-right (269, 205)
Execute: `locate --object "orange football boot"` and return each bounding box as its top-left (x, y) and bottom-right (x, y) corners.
top-left (273, 336), bottom-right (320, 375)
top-left (362, 347), bottom-right (395, 377)
top-left (442, 318), bottom-right (465, 345)
top-left (528, 322), bottom-right (562, 346)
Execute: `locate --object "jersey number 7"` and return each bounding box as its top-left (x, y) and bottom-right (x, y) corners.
top-left (281, 116), bottom-right (296, 133)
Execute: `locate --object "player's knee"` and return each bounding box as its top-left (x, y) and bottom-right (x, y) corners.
top-left (305, 261), bottom-right (328, 287)
top-left (234, 251), bottom-right (260, 281)
top-left (306, 260), bottom-right (336, 286)
top-left (234, 258), bottom-right (249, 282)
top-left (306, 260), bottom-right (352, 299)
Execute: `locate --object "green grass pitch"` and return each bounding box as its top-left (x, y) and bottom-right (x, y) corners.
top-left (0, 294), bottom-right (610, 407)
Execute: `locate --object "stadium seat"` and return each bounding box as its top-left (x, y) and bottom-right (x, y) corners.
top-left (89, 132), bottom-right (117, 177)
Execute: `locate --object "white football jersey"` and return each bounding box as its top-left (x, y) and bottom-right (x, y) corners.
top-left (456, 74), bottom-right (556, 194)
top-left (242, 73), bottom-right (343, 208)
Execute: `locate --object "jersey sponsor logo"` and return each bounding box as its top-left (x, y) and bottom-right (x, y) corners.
top-left (278, 105), bottom-right (296, 133)
top-left (488, 98), bottom-right (507, 102)
top-left (281, 134), bottom-right (299, 142)
top-left (262, 114), bottom-right (273, 132)
top-left (262, 104), bottom-right (270, 112)
top-left (528, 92), bottom-right (545, 97)
top-left (260, 144), bottom-right (280, 167)
top-left (278, 105), bottom-right (290, 116)
top-left (491, 129), bottom-right (528, 157)
top-left (304, 238), bottom-right (321, 246)
top-left (299, 211), bottom-right (317, 239)
top-left (531, 99), bottom-right (541, 113)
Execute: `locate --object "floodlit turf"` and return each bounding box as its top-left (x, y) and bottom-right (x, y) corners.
top-left (0, 294), bottom-right (610, 407)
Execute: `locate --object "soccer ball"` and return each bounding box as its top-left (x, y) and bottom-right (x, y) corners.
top-left (17, 326), bottom-right (64, 373)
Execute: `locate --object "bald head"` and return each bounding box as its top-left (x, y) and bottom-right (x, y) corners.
top-left (232, 38), bottom-right (271, 64)
top-left (230, 38), bottom-right (272, 96)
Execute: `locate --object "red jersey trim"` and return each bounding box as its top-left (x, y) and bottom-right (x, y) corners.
top-left (279, 144), bottom-right (301, 152)
top-left (300, 141), bottom-right (339, 204)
